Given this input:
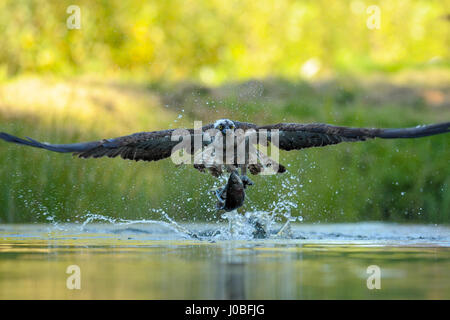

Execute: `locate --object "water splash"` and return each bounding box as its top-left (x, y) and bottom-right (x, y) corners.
top-left (189, 210), bottom-right (289, 240)
top-left (80, 210), bottom-right (197, 239)
top-left (74, 168), bottom-right (306, 241)
top-left (15, 164), bottom-right (307, 241)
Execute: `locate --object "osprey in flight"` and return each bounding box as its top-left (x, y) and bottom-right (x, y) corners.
top-left (1, 119), bottom-right (449, 211)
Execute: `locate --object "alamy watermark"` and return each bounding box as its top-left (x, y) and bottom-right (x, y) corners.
top-left (366, 265), bottom-right (381, 289)
top-left (366, 5), bottom-right (381, 30)
top-left (66, 265), bottom-right (81, 290)
top-left (169, 121), bottom-right (280, 174)
top-left (66, 5), bottom-right (81, 30)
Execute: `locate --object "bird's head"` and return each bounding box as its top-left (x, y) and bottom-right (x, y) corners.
top-left (214, 119), bottom-right (236, 135)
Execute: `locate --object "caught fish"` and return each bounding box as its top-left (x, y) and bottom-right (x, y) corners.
top-left (214, 172), bottom-right (271, 238)
top-left (214, 171), bottom-right (252, 212)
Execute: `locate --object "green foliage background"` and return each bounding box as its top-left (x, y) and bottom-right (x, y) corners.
top-left (0, 0), bottom-right (448, 224)
top-left (0, 0), bottom-right (448, 81)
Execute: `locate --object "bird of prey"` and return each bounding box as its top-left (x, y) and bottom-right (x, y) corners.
top-left (1, 119), bottom-right (449, 212)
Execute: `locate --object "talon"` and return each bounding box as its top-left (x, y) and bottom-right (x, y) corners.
top-left (215, 189), bottom-right (224, 200)
top-left (241, 175), bottom-right (254, 187)
top-left (216, 200), bottom-right (225, 211)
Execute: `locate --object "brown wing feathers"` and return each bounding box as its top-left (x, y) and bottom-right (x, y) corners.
top-left (0, 129), bottom-right (189, 162)
top-left (258, 122), bottom-right (449, 151)
top-left (258, 123), bottom-right (376, 150)
top-left (75, 130), bottom-right (179, 161)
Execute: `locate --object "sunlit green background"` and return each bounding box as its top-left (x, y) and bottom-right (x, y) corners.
top-left (1, 0), bottom-right (449, 80)
top-left (0, 0), bottom-right (449, 223)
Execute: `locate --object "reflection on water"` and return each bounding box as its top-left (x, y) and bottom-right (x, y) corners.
top-left (0, 222), bottom-right (449, 299)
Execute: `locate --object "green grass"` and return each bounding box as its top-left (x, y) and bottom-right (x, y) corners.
top-left (0, 75), bottom-right (449, 224)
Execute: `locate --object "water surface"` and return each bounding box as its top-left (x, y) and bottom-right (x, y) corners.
top-left (0, 222), bottom-right (449, 299)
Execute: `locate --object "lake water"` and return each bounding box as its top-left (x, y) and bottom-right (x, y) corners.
top-left (0, 222), bottom-right (449, 299)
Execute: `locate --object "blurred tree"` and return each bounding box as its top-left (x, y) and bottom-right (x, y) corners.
top-left (0, 0), bottom-right (448, 82)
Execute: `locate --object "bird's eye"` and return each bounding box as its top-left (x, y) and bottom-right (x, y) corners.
top-left (219, 125), bottom-right (224, 130)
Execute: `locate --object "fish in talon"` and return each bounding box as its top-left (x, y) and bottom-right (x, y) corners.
top-left (215, 171), bottom-right (246, 212)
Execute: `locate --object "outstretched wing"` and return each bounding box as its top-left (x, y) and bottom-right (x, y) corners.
top-left (0, 129), bottom-right (187, 162)
top-left (257, 122), bottom-right (450, 151)
top-left (0, 121), bottom-right (255, 162)
top-left (75, 130), bottom-right (188, 161)
top-left (0, 126), bottom-right (211, 162)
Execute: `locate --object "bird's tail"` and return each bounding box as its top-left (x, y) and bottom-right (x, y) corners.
top-left (376, 122), bottom-right (450, 139)
top-left (0, 132), bottom-right (101, 153)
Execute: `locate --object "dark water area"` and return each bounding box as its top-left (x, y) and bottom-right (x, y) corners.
top-left (0, 222), bottom-right (449, 299)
